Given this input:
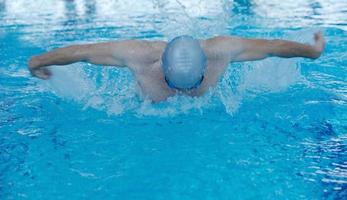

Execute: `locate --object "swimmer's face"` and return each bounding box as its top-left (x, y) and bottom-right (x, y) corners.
top-left (162, 36), bottom-right (207, 89)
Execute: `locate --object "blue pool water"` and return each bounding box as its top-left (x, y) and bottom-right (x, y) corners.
top-left (1, 0), bottom-right (347, 199)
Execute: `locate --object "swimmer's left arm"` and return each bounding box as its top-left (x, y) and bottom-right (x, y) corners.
top-left (208, 32), bottom-right (325, 62)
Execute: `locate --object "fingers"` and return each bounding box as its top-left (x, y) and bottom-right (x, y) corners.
top-left (310, 32), bottom-right (325, 59)
top-left (28, 56), bottom-right (40, 69)
top-left (42, 68), bottom-right (52, 77)
top-left (30, 68), bottom-right (52, 80)
top-left (28, 56), bottom-right (52, 79)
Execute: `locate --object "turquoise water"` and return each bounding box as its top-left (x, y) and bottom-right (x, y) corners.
top-left (1, 0), bottom-right (347, 199)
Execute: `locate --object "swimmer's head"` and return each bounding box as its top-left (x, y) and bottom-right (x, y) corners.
top-left (162, 35), bottom-right (207, 90)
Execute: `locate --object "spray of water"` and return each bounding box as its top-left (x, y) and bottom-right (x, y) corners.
top-left (41, 1), bottom-right (320, 117)
top-left (44, 47), bottom-right (307, 117)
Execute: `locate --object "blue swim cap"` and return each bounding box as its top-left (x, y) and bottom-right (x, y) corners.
top-left (162, 35), bottom-right (207, 89)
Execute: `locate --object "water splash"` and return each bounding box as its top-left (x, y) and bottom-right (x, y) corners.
top-left (44, 47), bottom-right (305, 117)
top-left (152, 0), bottom-right (230, 39)
top-left (41, 16), bottom-right (319, 117)
top-left (45, 64), bottom-right (217, 117)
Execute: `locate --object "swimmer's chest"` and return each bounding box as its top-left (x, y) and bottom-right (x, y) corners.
top-left (134, 60), bottom-right (228, 101)
top-left (135, 63), bottom-right (174, 101)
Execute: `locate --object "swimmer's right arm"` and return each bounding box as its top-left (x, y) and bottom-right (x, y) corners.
top-left (28, 40), bottom-right (152, 79)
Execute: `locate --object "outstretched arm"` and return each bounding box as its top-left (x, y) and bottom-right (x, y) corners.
top-left (28, 40), bottom-right (155, 79)
top-left (205, 32), bottom-right (325, 62)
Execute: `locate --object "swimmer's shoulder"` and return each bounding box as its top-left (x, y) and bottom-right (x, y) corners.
top-left (200, 35), bottom-right (242, 47)
top-left (126, 40), bottom-right (167, 68)
top-left (108, 39), bottom-right (166, 49)
top-left (141, 40), bottom-right (168, 61)
top-left (124, 39), bottom-right (166, 54)
top-left (200, 35), bottom-right (243, 59)
top-left (146, 40), bottom-right (167, 51)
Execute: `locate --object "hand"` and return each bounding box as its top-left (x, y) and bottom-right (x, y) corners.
top-left (28, 56), bottom-right (52, 79)
top-left (312, 32), bottom-right (325, 59)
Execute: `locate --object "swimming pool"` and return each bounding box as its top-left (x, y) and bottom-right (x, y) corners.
top-left (0, 0), bottom-right (346, 199)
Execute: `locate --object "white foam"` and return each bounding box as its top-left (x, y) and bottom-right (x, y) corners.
top-left (42, 30), bottom-right (318, 116)
top-left (46, 65), bottom-right (96, 102)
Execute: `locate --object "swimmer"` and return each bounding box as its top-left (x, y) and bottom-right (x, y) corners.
top-left (28, 32), bottom-right (325, 102)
